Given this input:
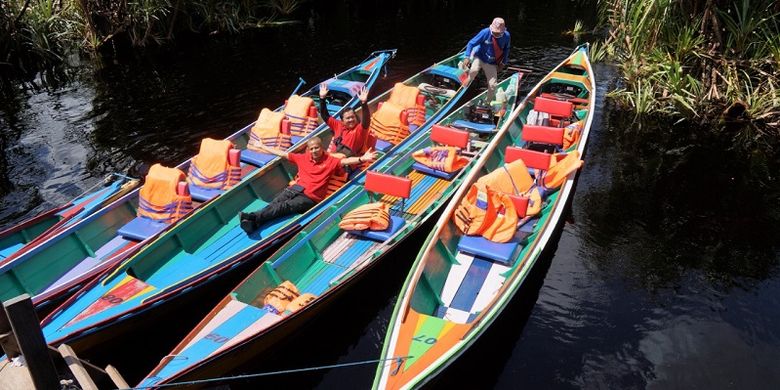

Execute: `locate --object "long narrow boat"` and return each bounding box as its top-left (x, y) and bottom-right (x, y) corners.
top-left (39, 51), bottom-right (473, 356)
top-left (0, 173), bottom-right (139, 262)
top-left (373, 44), bottom-right (595, 389)
top-left (137, 69), bottom-right (524, 389)
top-left (0, 50), bottom-right (395, 313)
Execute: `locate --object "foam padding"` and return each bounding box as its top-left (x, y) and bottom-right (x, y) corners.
top-left (451, 119), bottom-right (496, 134)
top-left (457, 235), bottom-right (519, 265)
top-left (188, 184), bottom-right (223, 202)
top-left (240, 150), bottom-right (276, 167)
top-left (348, 215), bottom-right (406, 242)
top-left (412, 162), bottom-right (459, 180)
top-left (374, 139), bottom-right (394, 152)
top-left (118, 217), bottom-right (169, 241)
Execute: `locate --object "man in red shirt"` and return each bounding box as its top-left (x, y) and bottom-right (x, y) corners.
top-left (239, 136), bottom-right (376, 234)
top-left (318, 83), bottom-right (374, 157)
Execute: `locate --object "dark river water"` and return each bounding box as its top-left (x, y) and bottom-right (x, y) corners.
top-left (2, 1), bottom-right (779, 389)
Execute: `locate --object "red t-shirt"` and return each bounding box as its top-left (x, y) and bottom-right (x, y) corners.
top-left (327, 117), bottom-right (373, 156)
top-left (288, 151), bottom-right (343, 202)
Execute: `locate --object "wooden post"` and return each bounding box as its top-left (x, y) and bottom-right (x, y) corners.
top-left (105, 365), bottom-right (130, 388)
top-left (58, 344), bottom-right (99, 390)
top-left (3, 294), bottom-right (60, 390)
top-left (0, 305), bottom-right (21, 358)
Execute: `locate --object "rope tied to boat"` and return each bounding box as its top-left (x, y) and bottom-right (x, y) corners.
top-left (126, 355), bottom-right (413, 389)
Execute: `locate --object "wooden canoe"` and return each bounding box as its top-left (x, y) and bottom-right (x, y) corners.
top-left (0, 50), bottom-right (395, 313)
top-left (373, 44), bottom-right (596, 390)
top-left (39, 51), bottom-right (473, 358)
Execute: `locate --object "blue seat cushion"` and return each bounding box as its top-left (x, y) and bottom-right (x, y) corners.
top-left (374, 139), bottom-right (394, 152)
top-left (347, 215), bottom-right (406, 242)
top-left (291, 135), bottom-right (305, 145)
top-left (241, 150), bottom-right (276, 167)
top-left (118, 217), bottom-right (169, 241)
top-left (457, 235), bottom-right (519, 266)
top-left (452, 119), bottom-right (496, 134)
top-left (412, 162), bottom-right (459, 180)
top-left (188, 184), bottom-right (223, 202)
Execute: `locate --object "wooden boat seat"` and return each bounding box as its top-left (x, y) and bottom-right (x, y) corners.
top-left (436, 252), bottom-right (511, 323)
top-left (412, 125), bottom-right (471, 180)
top-left (118, 216), bottom-right (168, 241)
top-left (345, 171), bottom-right (411, 242)
top-left (451, 119), bottom-right (496, 134)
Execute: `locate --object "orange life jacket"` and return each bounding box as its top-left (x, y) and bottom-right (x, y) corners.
top-left (370, 83), bottom-right (425, 144)
top-left (263, 280), bottom-right (300, 315)
top-left (138, 164), bottom-right (193, 223)
top-left (339, 202), bottom-right (391, 231)
top-left (284, 293), bottom-right (317, 315)
top-left (453, 183), bottom-right (519, 243)
top-left (541, 151), bottom-right (583, 190)
top-left (562, 120), bottom-right (583, 149)
top-left (453, 183), bottom-right (497, 236)
top-left (249, 108), bottom-right (290, 150)
top-left (412, 146), bottom-right (469, 173)
top-left (285, 95), bottom-right (318, 138)
top-left (188, 138), bottom-right (242, 190)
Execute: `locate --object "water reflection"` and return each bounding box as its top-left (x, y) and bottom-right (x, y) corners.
top-left (1, 0), bottom-right (779, 389)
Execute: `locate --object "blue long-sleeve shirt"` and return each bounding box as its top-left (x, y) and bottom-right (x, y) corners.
top-left (466, 27), bottom-right (511, 65)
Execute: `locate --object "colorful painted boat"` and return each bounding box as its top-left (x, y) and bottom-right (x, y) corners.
top-left (0, 174), bottom-right (139, 262)
top-left (39, 51), bottom-right (473, 357)
top-left (136, 69), bottom-right (524, 389)
top-left (0, 50), bottom-right (395, 313)
top-left (373, 45), bottom-right (595, 389)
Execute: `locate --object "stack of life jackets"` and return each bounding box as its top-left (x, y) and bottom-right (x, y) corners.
top-left (248, 108), bottom-right (290, 150)
top-left (412, 146), bottom-right (469, 173)
top-left (137, 164), bottom-right (193, 223)
top-left (263, 280), bottom-right (317, 316)
top-left (339, 202), bottom-right (391, 231)
top-left (284, 95), bottom-right (318, 139)
top-left (370, 83), bottom-right (426, 145)
top-left (188, 138), bottom-right (242, 191)
top-left (454, 151), bottom-right (583, 243)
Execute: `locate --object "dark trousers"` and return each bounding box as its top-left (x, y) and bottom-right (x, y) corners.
top-left (250, 186), bottom-right (316, 226)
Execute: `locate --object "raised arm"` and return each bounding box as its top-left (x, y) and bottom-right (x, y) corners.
top-left (358, 86), bottom-right (370, 128)
top-left (318, 83), bottom-right (332, 123)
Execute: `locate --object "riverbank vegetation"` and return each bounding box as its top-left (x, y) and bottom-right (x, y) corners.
top-left (1, 0), bottom-right (306, 90)
top-left (593, 0), bottom-right (780, 152)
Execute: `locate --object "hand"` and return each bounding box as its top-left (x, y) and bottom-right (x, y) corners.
top-left (463, 58), bottom-right (471, 69)
top-left (358, 86), bottom-right (369, 103)
top-left (361, 148), bottom-right (377, 163)
top-left (319, 83), bottom-right (329, 99)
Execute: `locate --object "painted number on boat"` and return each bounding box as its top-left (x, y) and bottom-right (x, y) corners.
top-left (204, 333), bottom-right (230, 343)
top-left (413, 335), bottom-right (437, 345)
top-left (101, 294), bottom-right (123, 304)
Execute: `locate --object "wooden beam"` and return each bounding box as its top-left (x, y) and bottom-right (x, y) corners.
top-left (58, 344), bottom-right (99, 390)
top-left (3, 294), bottom-right (59, 390)
top-left (105, 365), bottom-right (129, 388)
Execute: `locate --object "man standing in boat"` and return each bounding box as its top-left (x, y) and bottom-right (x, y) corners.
top-left (318, 83), bottom-right (375, 157)
top-left (463, 17), bottom-right (511, 102)
top-left (239, 137), bottom-right (376, 234)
